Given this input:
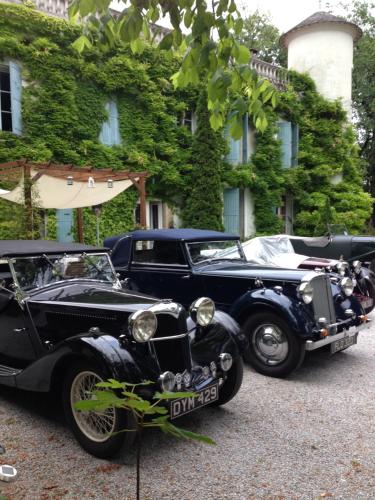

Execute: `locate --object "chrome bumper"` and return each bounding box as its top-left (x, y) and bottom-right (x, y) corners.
top-left (305, 319), bottom-right (371, 351)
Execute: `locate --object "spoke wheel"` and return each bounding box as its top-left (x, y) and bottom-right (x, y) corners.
top-left (242, 312), bottom-right (305, 378)
top-left (63, 361), bottom-right (136, 458)
top-left (70, 371), bottom-right (116, 443)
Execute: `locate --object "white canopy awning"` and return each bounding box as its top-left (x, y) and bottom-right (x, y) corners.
top-left (0, 169), bottom-right (136, 209)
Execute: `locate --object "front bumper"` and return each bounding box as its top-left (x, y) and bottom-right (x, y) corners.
top-left (305, 318), bottom-right (371, 351)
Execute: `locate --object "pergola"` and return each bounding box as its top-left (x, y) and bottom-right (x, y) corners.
top-left (0, 160), bottom-right (148, 242)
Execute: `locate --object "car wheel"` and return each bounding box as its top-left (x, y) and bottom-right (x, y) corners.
top-left (211, 358), bottom-right (243, 406)
top-left (62, 361), bottom-right (136, 458)
top-left (242, 312), bottom-right (305, 378)
top-left (363, 279), bottom-right (375, 314)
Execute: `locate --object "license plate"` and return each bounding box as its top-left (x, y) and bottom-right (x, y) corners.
top-left (331, 333), bottom-right (358, 354)
top-left (170, 383), bottom-right (219, 419)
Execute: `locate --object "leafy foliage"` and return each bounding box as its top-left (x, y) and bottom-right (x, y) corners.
top-left (75, 378), bottom-right (216, 443)
top-left (279, 72), bottom-right (372, 235)
top-left (237, 10), bottom-right (287, 66)
top-left (181, 91), bottom-right (227, 230)
top-left (68, 0), bottom-right (278, 136)
top-left (345, 1), bottom-right (375, 223)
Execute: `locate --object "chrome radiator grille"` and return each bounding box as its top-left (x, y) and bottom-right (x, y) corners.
top-left (311, 275), bottom-right (336, 324)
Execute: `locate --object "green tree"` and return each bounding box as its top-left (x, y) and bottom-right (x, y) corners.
top-left (237, 10), bottom-right (287, 66)
top-left (345, 1), bottom-right (375, 223)
top-left (68, 0), bottom-right (278, 137)
top-left (181, 91), bottom-right (226, 230)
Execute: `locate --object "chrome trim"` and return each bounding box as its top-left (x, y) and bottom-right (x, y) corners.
top-left (305, 321), bottom-right (370, 351)
top-left (148, 332), bottom-right (189, 342)
top-left (148, 301), bottom-right (184, 318)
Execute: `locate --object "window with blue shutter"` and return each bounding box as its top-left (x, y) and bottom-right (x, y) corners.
top-left (278, 121), bottom-right (292, 168)
top-left (224, 125), bottom-right (242, 165)
top-left (291, 123), bottom-right (299, 167)
top-left (242, 113), bottom-right (251, 162)
top-left (99, 100), bottom-right (121, 146)
top-left (9, 61), bottom-right (22, 135)
top-left (223, 188), bottom-right (240, 234)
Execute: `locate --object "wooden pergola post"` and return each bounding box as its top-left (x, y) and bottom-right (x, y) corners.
top-left (76, 208), bottom-right (84, 243)
top-left (23, 163), bottom-right (33, 238)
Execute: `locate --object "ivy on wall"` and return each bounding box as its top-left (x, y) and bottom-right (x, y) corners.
top-left (0, 3), bottom-right (371, 242)
top-left (0, 3), bottom-right (194, 244)
top-left (279, 72), bottom-right (372, 235)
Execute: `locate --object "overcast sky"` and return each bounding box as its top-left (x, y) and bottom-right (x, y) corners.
top-left (237, 0), bottom-right (349, 32)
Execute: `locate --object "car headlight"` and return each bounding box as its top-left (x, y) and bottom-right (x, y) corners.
top-left (190, 297), bottom-right (215, 326)
top-left (341, 277), bottom-right (354, 297)
top-left (219, 353), bottom-right (233, 372)
top-left (335, 261), bottom-right (348, 276)
top-left (159, 371), bottom-right (176, 392)
top-left (298, 281), bottom-right (313, 304)
top-left (352, 260), bottom-right (361, 274)
top-left (128, 310), bottom-right (157, 342)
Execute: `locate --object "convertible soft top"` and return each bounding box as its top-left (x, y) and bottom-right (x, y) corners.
top-left (105, 228), bottom-right (239, 246)
top-left (105, 229), bottom-right (239, 268)
top-left (0, 240), bottom-right (107, 257)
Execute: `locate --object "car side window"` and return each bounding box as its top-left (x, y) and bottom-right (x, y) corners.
top-left (132, 240), bottom-right (187, 266)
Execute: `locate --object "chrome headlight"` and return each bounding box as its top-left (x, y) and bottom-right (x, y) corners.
top-left (341, 277), bottom-right (354, 297)
top-left (352, 260), bottom-right (361, 274)
top-left (128, 310), bottom-right (157, 342)
top-left (190, 297), bottom-right (215, 326)
top-left (298, 281), bottom-right (313, 304)
top-left (159, 371), bottom-right (175, 392)
top-left (335, 261), bottom-right (348, 276)
top-left (219, 353), bottom-right (233, 372)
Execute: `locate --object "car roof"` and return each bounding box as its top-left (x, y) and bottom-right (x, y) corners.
top-left (0, 240), bottom-right (107, 258)
top-left (105, 229), bottom-right (239, 246)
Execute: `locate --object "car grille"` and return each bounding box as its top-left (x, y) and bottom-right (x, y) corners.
top-left (152, 313), bottom-right (192, 374)
top-left (311, 274), bottom-right (336, 324)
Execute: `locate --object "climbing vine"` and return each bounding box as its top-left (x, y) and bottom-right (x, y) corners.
top-left (0, 3), bottom-right (194, 243)
top-left (278, 71), bottom-right (372, 235)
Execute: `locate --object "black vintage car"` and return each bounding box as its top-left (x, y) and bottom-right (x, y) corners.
top-left (290, 229), bottom-right (375, 272)
top-left (105, 229), bottom-right (371, 378)
top-left (0, 240), bottom-right (244, 458)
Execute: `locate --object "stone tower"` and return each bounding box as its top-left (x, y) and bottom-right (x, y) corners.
top-left (280, 12), bottom-right (362, 117)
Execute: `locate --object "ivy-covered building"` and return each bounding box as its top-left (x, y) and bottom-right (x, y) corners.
top-left (0, 2), bottom-right (372, 243)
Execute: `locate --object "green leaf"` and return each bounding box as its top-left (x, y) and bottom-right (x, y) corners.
top-left (184, 9), bottom-right (192, 28)
top-left (71, 35), bottom-right (92, 53)
top-left (158, 32), bottom-right (174, 50)
top-left (236, 45), bottom-right (250, 64)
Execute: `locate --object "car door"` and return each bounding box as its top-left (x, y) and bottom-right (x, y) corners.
top-left (0, 284), bottom-right (37, 369)
top-left (126, 240), bottom-right (203, 307)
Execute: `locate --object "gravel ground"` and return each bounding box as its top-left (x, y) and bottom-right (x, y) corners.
top-left (1, 316), bottom-right (375, 500)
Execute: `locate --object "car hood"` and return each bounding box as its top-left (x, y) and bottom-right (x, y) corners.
top-left (193, 261), bottom-right (315, 281)
top-left (26, 281), bottom-right (159, 314)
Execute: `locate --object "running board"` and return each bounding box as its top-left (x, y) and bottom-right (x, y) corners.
top-left (0, 363), bottom-right (21, 388)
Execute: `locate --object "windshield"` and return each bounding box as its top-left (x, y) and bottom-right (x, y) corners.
top-left (186, 240), bottom-right (244, 264)
top-left (10, 253), bottom-right (117, 291)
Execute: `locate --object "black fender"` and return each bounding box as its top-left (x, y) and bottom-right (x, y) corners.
top-left (187, 310), bottom-right (246, 365)
top-left (229, 288), bottom-right (316, 339)
top-left (14, 334), bottom-right (144, 392)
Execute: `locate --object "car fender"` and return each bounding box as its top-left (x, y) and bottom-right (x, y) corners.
top-left (187, 310), bottom-right (246, 364)
top-left (229, 288), bottom-right (315, 339)
top-left (14, 334), bottom-right (144, 392)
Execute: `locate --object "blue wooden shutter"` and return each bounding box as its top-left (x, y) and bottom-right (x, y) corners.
top-left (99, 100), bottom-right (121, 145)
top-left (291, 123), bottom-right (299, 167)
top-left (56, 209), bottom-right (73, 243)
top-left (242, 113), bottom-right (249, 162)
top-left (223, 188), bottom-right (240, 234)
top-left (278, 121), bottom-right (292, 168)
top-left (9, 61), bottom-right (22, 135)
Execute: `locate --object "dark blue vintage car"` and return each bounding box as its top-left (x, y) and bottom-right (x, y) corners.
top-left (0, 240), bottom-right (244, 458)
top-left (105, 229), bottom-right (371, 378)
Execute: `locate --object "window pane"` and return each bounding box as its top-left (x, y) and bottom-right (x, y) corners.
top-left (1, 111), bottom-right (12, 131)
top-left (0, 70), bottom-right (10, 92)
top-left (1, 91), bottom-right (11, 112)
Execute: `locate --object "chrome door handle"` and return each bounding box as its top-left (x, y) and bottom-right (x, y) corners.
top-left (181, 275), bottom-right (191, 280)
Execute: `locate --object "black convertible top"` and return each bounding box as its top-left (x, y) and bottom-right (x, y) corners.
top-left (0, 240), bottom-right (107, 258)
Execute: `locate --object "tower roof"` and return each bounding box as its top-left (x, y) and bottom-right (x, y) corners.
top-left (280, 11), bottom-right (362, 47)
